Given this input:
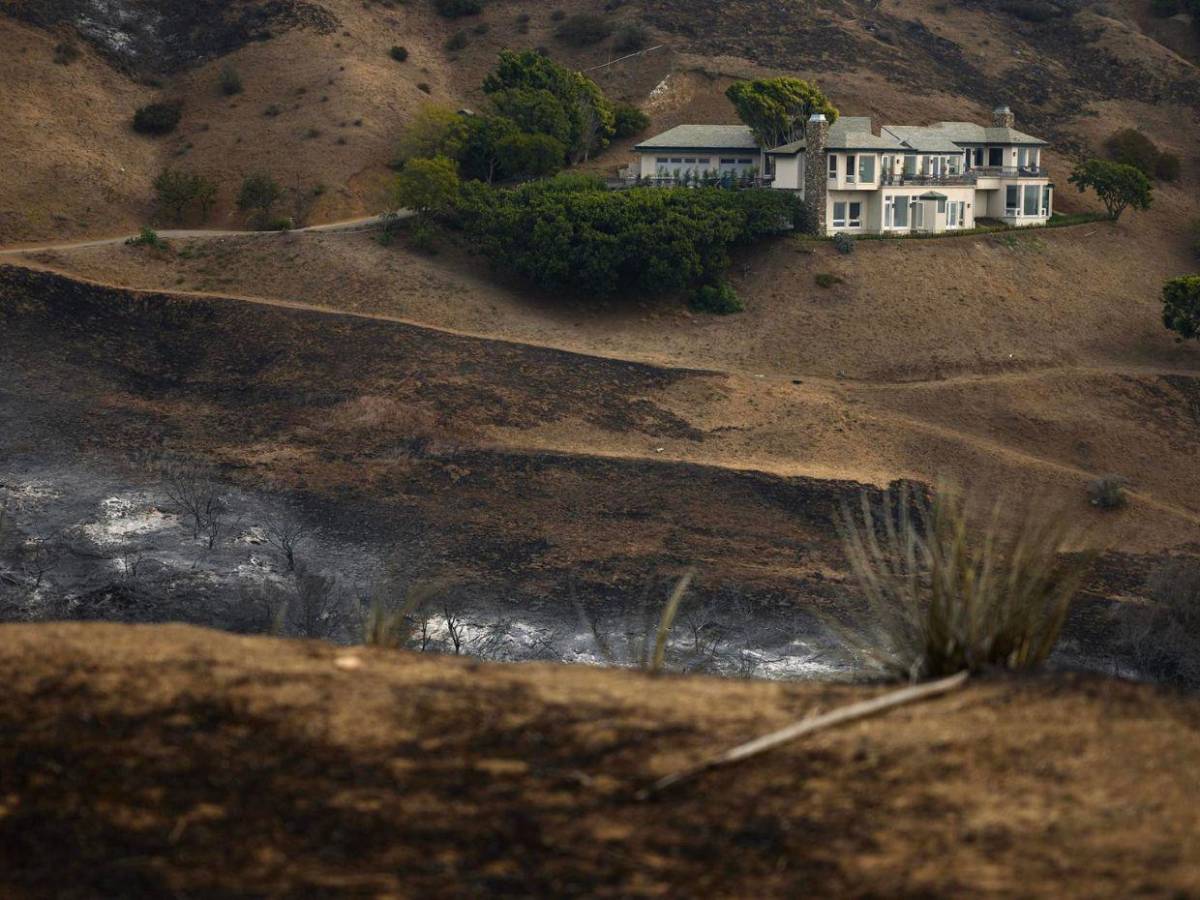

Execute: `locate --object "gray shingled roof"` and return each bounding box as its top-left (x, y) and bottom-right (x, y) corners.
top-left (881, 126), bottom-right (964, 153)
top-left (890, 121), bottom-right (1047, 146)
top-left (633, 124), bottom-right (759, 151)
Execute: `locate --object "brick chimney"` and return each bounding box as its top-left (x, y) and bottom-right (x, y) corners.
top-left (804, 113), bottom-right (829, 234)
top-left (992, 104), bottom-right (1015, 129)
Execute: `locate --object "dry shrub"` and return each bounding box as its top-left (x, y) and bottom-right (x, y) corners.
top-left (833, 485), bottom-right (1094, 680)
top-left (1120, 558), bottom-right (1200, 688)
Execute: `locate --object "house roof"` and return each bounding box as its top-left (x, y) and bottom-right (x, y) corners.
top-left (887, 121), bottom-right (1048, 147)
top-left (918, 191), bottom-right (948, 200)
top-left (765, 116), bottom-right (905, 154)
top-left (633, 124), bottom-right (759, 152)
top-left (881, 126), bottom-right (964, 153)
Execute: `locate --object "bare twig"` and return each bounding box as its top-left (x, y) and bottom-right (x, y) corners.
top-left (639, 670), bottom-right (969, 798)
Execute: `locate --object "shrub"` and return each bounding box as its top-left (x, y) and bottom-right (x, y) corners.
top-left (391, 155), bottom-right (461, 219)
top-left (1119, 558), bottom-right (1200, 689)
top-left (998, 0), bottom-right (1062, 21)
top-left (454, 181), bottom-right (801, 299)
top-left (445, 30), bottom-right (469, 51)
top-left (815, 272), bottom-right (843, 288)
top-left (555, 13), bottom-right (613, 46)
top-left (264, 104), bottom-right (282, 117)
top-left (132, 102), bottom-right (182, 136)
top-left (1087, 475), bottom-right (1128, 510)
top-left (125, 227), bottom-right (168, 250)
top-left (832, 485), bottom-right (1092, 680)
top-left (612, 102), bottom-right (650, 138)
top-left (1162, 275), bottom-right (1200, 341)
top-left (237, 173), bottom-right (283, 220)
top-left (433, 0), bottom-right (482, 17)
top-left (268, 216), bottom-right (295, 232)
top-left (1068, 159), bottom-right (1152, 221)
top-left (53, 41), bottom-right (80, 65)
top-left (219, 65), bottom-right (244, 96)
top-left (613, 23), bottom-right (649, 52)
top-left (1150, 0), bottom-right (1182, 16)
top-left (832, 232), bottom-right (855, 254)
top-left (153, 169), bottom-right (217, 223)
top-left (394, 104), bottom-right (467, 166)
top-left (390, 45), bottom-right (409, 62)
top-left (1155, 152), bottom-right (1181, 182)
top-left (495, 132), bottom-right (567, 178)
top-left (690, 282), bottom-right (743, 315)
top-left (1104, 128), bottom-right (1160, 177)
top-left (473, 22), bottom-right (490, 35)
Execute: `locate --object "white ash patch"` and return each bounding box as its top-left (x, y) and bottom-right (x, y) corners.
top-left (0, 479), bottom-right (62, 510)
top-left (82, 495), bottom-right (178, 546)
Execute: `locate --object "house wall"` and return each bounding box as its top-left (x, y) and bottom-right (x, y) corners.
top-left (635, 151), bottom-right (760, 180)
top-left (825, 152), bottom-right (882, 191)
top-left (872, 185), bottom-right (977, 235)
top-left (772, 154), bottom-right (803, 190)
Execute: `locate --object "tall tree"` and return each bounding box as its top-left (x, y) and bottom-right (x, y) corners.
top-left (1067, 159), bottom-right (1152, 221)
top-left (725, 78), bottom-right (838, 149)
top-left (1162, 275), bottom-right (1200, 342)
top-left (391, 155), bottom-right (461, 219)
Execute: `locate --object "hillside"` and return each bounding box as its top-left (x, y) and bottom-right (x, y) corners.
top-left (2, 622), bottom-right (1199, 898)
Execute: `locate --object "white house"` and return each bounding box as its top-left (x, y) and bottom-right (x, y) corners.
top-left (632, 106), bottom-right (1053, 235)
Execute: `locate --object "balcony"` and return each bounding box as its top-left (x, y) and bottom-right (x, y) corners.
top-left (968, 165), bottom-right (1046, 178)
top-left (879, 172), bottom-right (977, 187)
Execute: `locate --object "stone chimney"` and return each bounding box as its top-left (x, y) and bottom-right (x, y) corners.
top-left (992, 104), bottom-right (1015, 129)
top-left (803, 113), bottom-right (830, 235)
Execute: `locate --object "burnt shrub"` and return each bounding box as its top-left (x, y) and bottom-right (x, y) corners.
top-left (613, 23), bottom-right (649, 52)
top-left (219, 65), bottom-right (244, 96)
top-left (390, 45), bottom-right (409, 62)
top-left (132, 102), bottom-right (182, 136)
top-left (445, 30), bottom-right (470, 51)
top-left (1155, 152), bottom-right (1181, 182)
top-left (1105, 128), bottom-right (1178, 182)
top-left (1150, 0), bottom-right (1182, 15)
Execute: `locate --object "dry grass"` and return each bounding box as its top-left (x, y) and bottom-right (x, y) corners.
top-left (833, 485), bottom-right (1096, 680)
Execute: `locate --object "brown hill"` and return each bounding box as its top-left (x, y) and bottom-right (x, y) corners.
top-left (2, 622), bottom-right (1199, 898)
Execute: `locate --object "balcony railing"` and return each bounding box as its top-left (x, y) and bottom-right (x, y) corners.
top-left (879, 172), bottom-right (977, 186)
top-left (968, 165), bottom-right (1046, 178)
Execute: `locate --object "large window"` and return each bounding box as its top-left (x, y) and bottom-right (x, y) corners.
top-left (903, 155), bottom-right (917, 176)
top-left (1023, 184), bottom-right (1040, 216)
top-left (989, 147), bottom-right (1004, 167)
top-left (848, 201), bottom-right (862, 227)
top-left (833, 202), bottom-right (847, 228)
top-left (859, 155), bottom-right (875, 182)
top-left (1042, 185), bottom-right (1052, 216)
top-left (947, 200), bottom-right (961, 228)
top-left (828, 155), bottom-right (838, 178)
top-left (846, 154), bottom-right (857, 183)
top-left (1005, 185), bottom-right (1019, 213)
top-left (892, 196), bottom-right (909, 228)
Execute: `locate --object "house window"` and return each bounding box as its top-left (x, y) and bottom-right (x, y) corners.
top-left (947, 201), bottom-right (960, 228)
top-left (1042, 185), bottom-right (1052, 216)
top-left (846, 154), bottom-right (856, 183)
top-left (684, 157), bottom-right (697, 164)
top-left (670, 157), bottom-right (683, 163)
top-left (697, 158), bottom-right (710, 165)
top-left (1017, 148), bottom-right (1028, 167)
top-left (848, 201), bottom-right (862, 227)
top-left (736, 158), bottom-right (753, 165)
top-left (973, 148), bottom-right (984, 167)
top-left (828, 155), bottom-right (838, 178)
top-left (892, 196), bottom-right (909, 228)
top-left (656, 157), bottom-right (668, 163)
top-left (936, 197), bottom-right (947, 214)
top-left (1030, 149), bottom-right (1040, 170)
top-left (833, 202), bottom-right (847, 227)
top-left (720, 157), bottom-right (735, 165)
top-left (911, 199), bottom-right (924, 230)
top-left (1023, 184), bottom-right (1040, 216)
top-left (1005, 185), bottom-right (1019, 214)
top-left (858, 155), bottom-right (875, 182)
top-left (903, 154), bottom-right (917, 176)
top-left (989, 147), bottom-right (1004, 167)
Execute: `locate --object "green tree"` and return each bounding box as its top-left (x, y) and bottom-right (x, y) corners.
top-left (612, 102), bottom-right (650, 139)
top-left (457, 114), bottom-right (521, 183)
top-left (489, 87), bottom-right (573, 145)
top-left (154, 169), bottom-right (201, 222)
top-left (394, 105), bottom-right (468, 166)
top-left (1067, 159), bottom-right (1152, 221)
top-left (391, 155), bottom-right (461, 219)
top-left (496, 133), bottom-right (566, 179)
top-left (725, 77), bottom-right (838, 149)
top-left (194, 177), bottom-right (218, 222)
top-left (237, 173), bottom-right (283, 220)
top-left (482, 50), bottom-right (614, 163)
top-left (1162, 275), bottom-right (1200, 342)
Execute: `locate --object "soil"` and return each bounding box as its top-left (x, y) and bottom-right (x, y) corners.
top-left (2, 622), bottom-right (1199, 898)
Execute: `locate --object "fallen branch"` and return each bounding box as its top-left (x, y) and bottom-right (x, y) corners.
top-left (639, 669), bottom-right (969, 798)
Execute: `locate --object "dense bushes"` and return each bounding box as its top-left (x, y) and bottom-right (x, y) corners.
top-left (452, 178), bottom-right (803, 299)
top-left (612, 103), bottom-right (650, 138)
top-left (1105, 128), bottom-right (1181, 182)
top-left (1162, 275), bottom-right (1200, 342)
top-left (133, 102), bottom-right (182, 136)
top-left (554, 13), bottom-right (613, 46)
top-left (433, 0), bottom-right (482, 17)
top-left (690, 282), bottom-right (743, 315)
top-left (390, 45), bottom-right (409, 62)
top-left (219, 65), bottom-right (243, 96)
top-left (153, 169), bottom-right (218, 223)
top-left (1068, 159), bottom-right (1152, 221)
top-left (613, 23), bottom-right (649, 52)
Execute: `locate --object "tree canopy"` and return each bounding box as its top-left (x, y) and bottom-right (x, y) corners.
top-left (724, 78), bottom-right (838, 149)
top-left (1067, 159), bottom-right (1152, 221)
top-left (391, 156), bottom-right (461, 219)
top-left (1162, 275), bottom-right (1200, 342)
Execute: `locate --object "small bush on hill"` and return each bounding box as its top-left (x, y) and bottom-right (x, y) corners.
top-left (833, 232), bottom-right (855, 254)
top-left (390, 45), bottom-right (409, 62)
top-left (1068, 159), bottom-right (1152, 221)
top-left (690, 282), bottom-right (743, 315)
top-left (815, 272), bottom-right (843, 288)
top-left (998, 0), bottom-right (1063, 21)
top-left (237, 173), bottom-right (283, 222)
top-left (612, 103), bottom-right (650, 138)
top-left (1104, 128), bottom-right (1180, 182)
top-left (219, 65), bottom-right (244, 96)
top-left (613, 23), bottom-right (649, 52)
top-left (433, 0), bottom-right (482, 17)
top-left (445, 30), bottom-right (469, 51)
top-left (53, 41), bottom-right (80, 65)
top-left (1162, 275), bottom-right (1200, 342)
top-left (1120, 558), bottom-right (1200, 689)
top-left (1088, 475), bottom-right (1128, 510)
top-left (453, 179), bottom-right (803, 299)
top-left (153, 169), bottom-right (218, 223)
top-left (125, 227), bottom-right (168, 250)
top-left (1155, 152), bottom-right (1181, 182)
top-left (133, 102), bottom-right (182, 136)
top-left (555, 13), bottom-right (613, 46)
